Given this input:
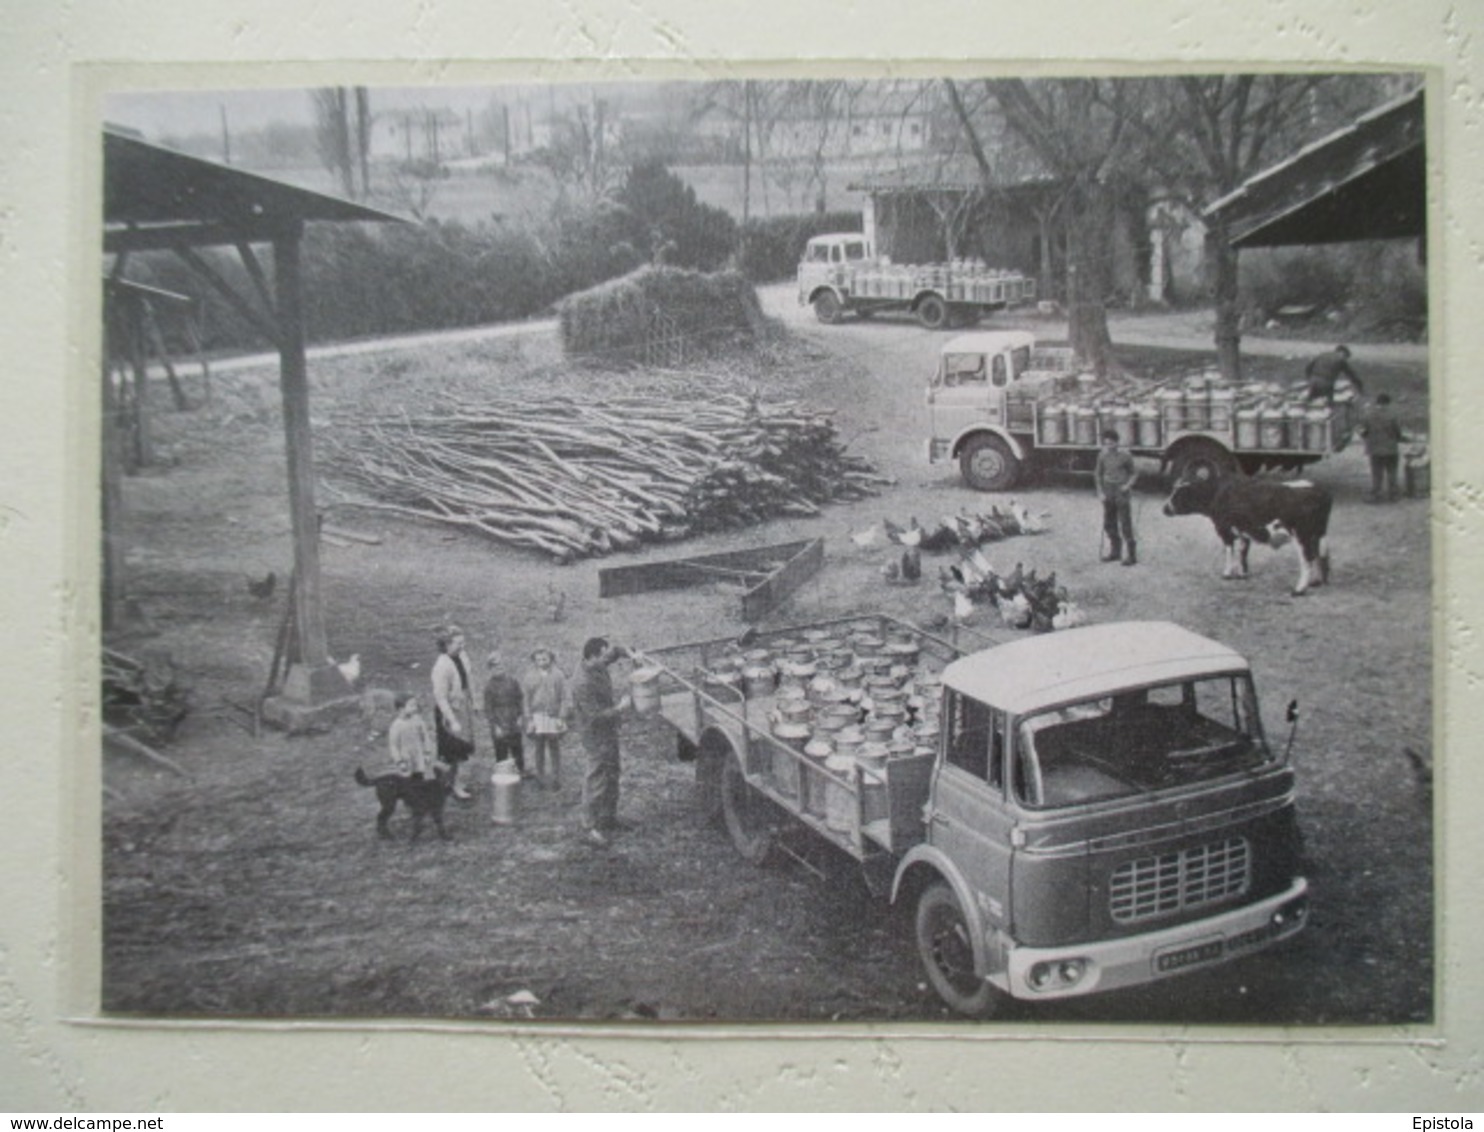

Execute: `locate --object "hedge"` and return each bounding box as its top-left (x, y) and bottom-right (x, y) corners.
top-left (557, 265), bottom-right (767, 361)
top-left (737, 211), bottom-right (864, 282)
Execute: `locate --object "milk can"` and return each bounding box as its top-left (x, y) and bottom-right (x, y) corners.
top-left (1258, 404), bottom-right (1288, 449)
top-left (1136, 405), bottom-right (1162, 448)
top-left (1235, 407), bottom-right (1261, 450)
top-left (490, 761), bottom-right (522, 825)
top-left (1304, 408), bottom-right (1332, 452)
top-left (1112, 405), bottom-right (1137, 447)
top-left (1040, 401), bottom-right (1067, 445)
top-left (802, 737), bottom-right (835, 818)
top-left (1157, 387), bottom-right (1186, 435)
top-left (1286, 404), bottom-right (1311, 449)
top-left (1208, 386), bottom-right (1236, 431)
top-left (741, 665), bottom-right (776, 699)
top-left (1074, 405), bottom-right (1099, 447)
top-left (823, 754), bottom-right (857, 832)
top-left (628, 666), bottom-right (662, 715)
top-left (769, 721), bottom-right (809, 798)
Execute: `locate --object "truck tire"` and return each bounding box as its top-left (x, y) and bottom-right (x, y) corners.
top-left (1169, 437), bottom-right (1238, 484)
top-left (916, 882), bottom-right (1000, 1018)
top-left (959, 434), bottom-right (1020, 492)
top-left (916, 295), bottom-right (949, 330)
top-left (721, 748), bottom-right (781, 866)
top-left (812, 291), bottom-right (843, 324)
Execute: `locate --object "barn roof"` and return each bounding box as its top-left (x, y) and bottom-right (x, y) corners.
top-left (1203, 87), bottom-right (1425, 249)
top-left (104, 128), bottom-right (405, 253)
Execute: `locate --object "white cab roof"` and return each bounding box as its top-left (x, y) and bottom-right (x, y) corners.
top-left (941, 330), bottom-right (1039, 356)
top-left (942, 621), bottom-right (1250, 716)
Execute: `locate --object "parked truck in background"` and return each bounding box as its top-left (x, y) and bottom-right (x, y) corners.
top-left (640, 615), bottom-right (1309, 1017)
top-left (926, 330), bottom-right (1358, 491)
top-left (797, 233), bottom-right (1036, 330)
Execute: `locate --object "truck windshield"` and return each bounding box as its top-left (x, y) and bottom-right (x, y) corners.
top-left (1013, 674), bottom-right (1271, 809)
top-left (843, 241), bottom-right (868, 261)
top-left (805, 244), bottom-right (831, 263)
top-left (937, 352), bottom-right (988, 386)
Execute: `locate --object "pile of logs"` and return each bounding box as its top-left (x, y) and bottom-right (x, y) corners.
top-left (322, 392), bottom-right (889, 561)
top-left (102, 646), bottom-right (191, 741)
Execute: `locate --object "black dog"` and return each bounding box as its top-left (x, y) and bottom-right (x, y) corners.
top-left (354, 765), bottom-right (451, 841)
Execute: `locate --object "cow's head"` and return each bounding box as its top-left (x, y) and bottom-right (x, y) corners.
top-left (1162, 475), bottom-right (1220, 517)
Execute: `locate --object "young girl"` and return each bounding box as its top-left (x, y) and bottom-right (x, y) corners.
top-left (431, 625), bottom-right (476, 800)
top-left (521, 647), bottom-right (570, 791)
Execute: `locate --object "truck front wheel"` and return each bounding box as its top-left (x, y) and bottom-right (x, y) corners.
top-left (721, 749), bottom-right (782, 866)
top-left (959, 434), bottom-right (1020, 492)
top-left (812, 292), bottom-right (843, 324)
top-left (916, 295), bottom-right (949, 330)
top-left (916, 882), bottom-right (1000, 1018)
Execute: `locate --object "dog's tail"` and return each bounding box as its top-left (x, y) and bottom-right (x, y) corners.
top-left (354, 767), bottom-right (373, 787)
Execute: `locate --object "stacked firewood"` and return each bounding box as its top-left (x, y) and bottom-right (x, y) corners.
top-left (102, 647), bottom-right (191, 741)
top-left (322, 392), bottom-right (889, 561)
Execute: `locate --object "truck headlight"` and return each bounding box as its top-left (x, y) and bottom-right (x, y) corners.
top-left (1029, 958), bottom-right (1090, 992)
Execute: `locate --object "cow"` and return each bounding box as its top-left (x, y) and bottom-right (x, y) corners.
top-left (1162, 474), bottom-right (1333, 595)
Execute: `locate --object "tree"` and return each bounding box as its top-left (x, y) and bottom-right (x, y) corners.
top-left (311, 88), bottom-right (355, 198)
top-left (945, 77), bottom-right (1140, 375)
top-left (1127, 74), bottom-right (1404, 380)
top-left (615, 162), bottom-right (737, 270)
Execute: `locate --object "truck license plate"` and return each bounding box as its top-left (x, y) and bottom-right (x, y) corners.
top-left (1155, 939), bottom-right (1224, 973)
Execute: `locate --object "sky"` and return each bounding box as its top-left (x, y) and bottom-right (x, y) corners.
top-left (104, 82), bottom-right (678, 142)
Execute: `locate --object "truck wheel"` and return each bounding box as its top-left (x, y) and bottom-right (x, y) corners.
top-left (721, 748), bottom-right (781, 866)
top-left (959, 434), bottom-right (1020, 492)
top-left (812, 292), bottom-right (843, 324)
top-left (1169, 438), bottom-right (1238, 484)
top-left (916, 882), bottom-right (1000, 1017)
top-left (916, 295), bottom-right (949, 330)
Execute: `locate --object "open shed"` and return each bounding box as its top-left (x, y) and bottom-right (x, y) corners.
top-left (103, 128), bottom-right (406, 716)
top-left (1203, 87), bottom-right (1425, 250)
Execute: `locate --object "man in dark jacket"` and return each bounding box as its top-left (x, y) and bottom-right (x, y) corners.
top-left (1303, 344), bottom-right (1363, 403)
top-left (1360, 393), bottom-right (1406, 502)
top-left (571, 636), bottom-right (631, 847)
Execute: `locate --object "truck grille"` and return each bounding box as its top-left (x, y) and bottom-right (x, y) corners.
top-left (1109, 838), bottom-right (1250, 924)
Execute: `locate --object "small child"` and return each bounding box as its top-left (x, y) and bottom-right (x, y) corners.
top-left (522, 647), bottom-right (570, 791)
top-left (482, 651), bottom-right (528, 776)
top-left (385, 693), bottom-right (437, 781)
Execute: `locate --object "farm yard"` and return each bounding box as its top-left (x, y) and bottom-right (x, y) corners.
top-left (100, 294), bottom-right (1435, 1026)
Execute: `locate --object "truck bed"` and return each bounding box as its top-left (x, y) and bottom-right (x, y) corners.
top-left (644, 615), bottom-right (977, 860)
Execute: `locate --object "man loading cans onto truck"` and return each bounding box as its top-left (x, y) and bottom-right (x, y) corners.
top-left (1095, 429), bottom-right (1139, 566)
top-left (1302, 344), bottom-right (1363, 404)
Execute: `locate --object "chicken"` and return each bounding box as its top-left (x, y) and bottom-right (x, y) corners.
top-left (335, 653), bottom-right (362, 687)
top-left (246, 570), bottom-right (277, 600)
top-left (952, 591), bottom-right (977, 622)
top-left (850, 523), bottom-right (883, 548)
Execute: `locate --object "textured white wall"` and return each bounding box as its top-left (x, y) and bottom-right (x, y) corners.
top-left (2, 0), bottom-right (1479, 1112)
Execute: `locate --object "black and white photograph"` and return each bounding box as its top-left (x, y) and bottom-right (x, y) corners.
top-left (97, 70), bottom-right (1432, 1026)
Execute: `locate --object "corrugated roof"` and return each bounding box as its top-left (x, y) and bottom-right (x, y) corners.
top-left (1203, 87), bottom-right (1424, 248)
top-left (942, 621), bottom-right (1249, 716)
top-left (104, 128), bottom-right (406, 251)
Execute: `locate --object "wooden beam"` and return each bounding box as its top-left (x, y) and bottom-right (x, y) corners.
top-left (172, 245), bottom-right (283, 350)
top-left (274, 224), bottom-right (331, 668)
top-left (235, 241), bottom-right (279, 324)
top-left (105, 220), bottom-right (292, 254)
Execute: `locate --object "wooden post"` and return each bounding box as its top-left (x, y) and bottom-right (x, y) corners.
top-left (273, 225), bottom-right (331, 671)
top-left (100, 354), bottom-right (126, 632)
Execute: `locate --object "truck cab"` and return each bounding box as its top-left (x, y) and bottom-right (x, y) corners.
top-left (797, 232), bottom-right (874, 305)
top-left (926, 330), bottom-right (1074, 491)
top-left (898, 621), bottom-right (1309, 1015)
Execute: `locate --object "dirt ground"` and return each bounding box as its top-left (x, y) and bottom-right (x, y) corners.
top-left (100, 303), bottom-right (1434, 1025)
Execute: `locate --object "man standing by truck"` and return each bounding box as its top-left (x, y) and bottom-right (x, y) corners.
top-left (1095, 428), bottom-right (1139, 566)
top-left (571, 636), bottom-right (632, 848)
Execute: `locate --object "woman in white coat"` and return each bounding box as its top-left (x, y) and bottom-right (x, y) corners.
top-left (431, 625), bottom-right (477, 800)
